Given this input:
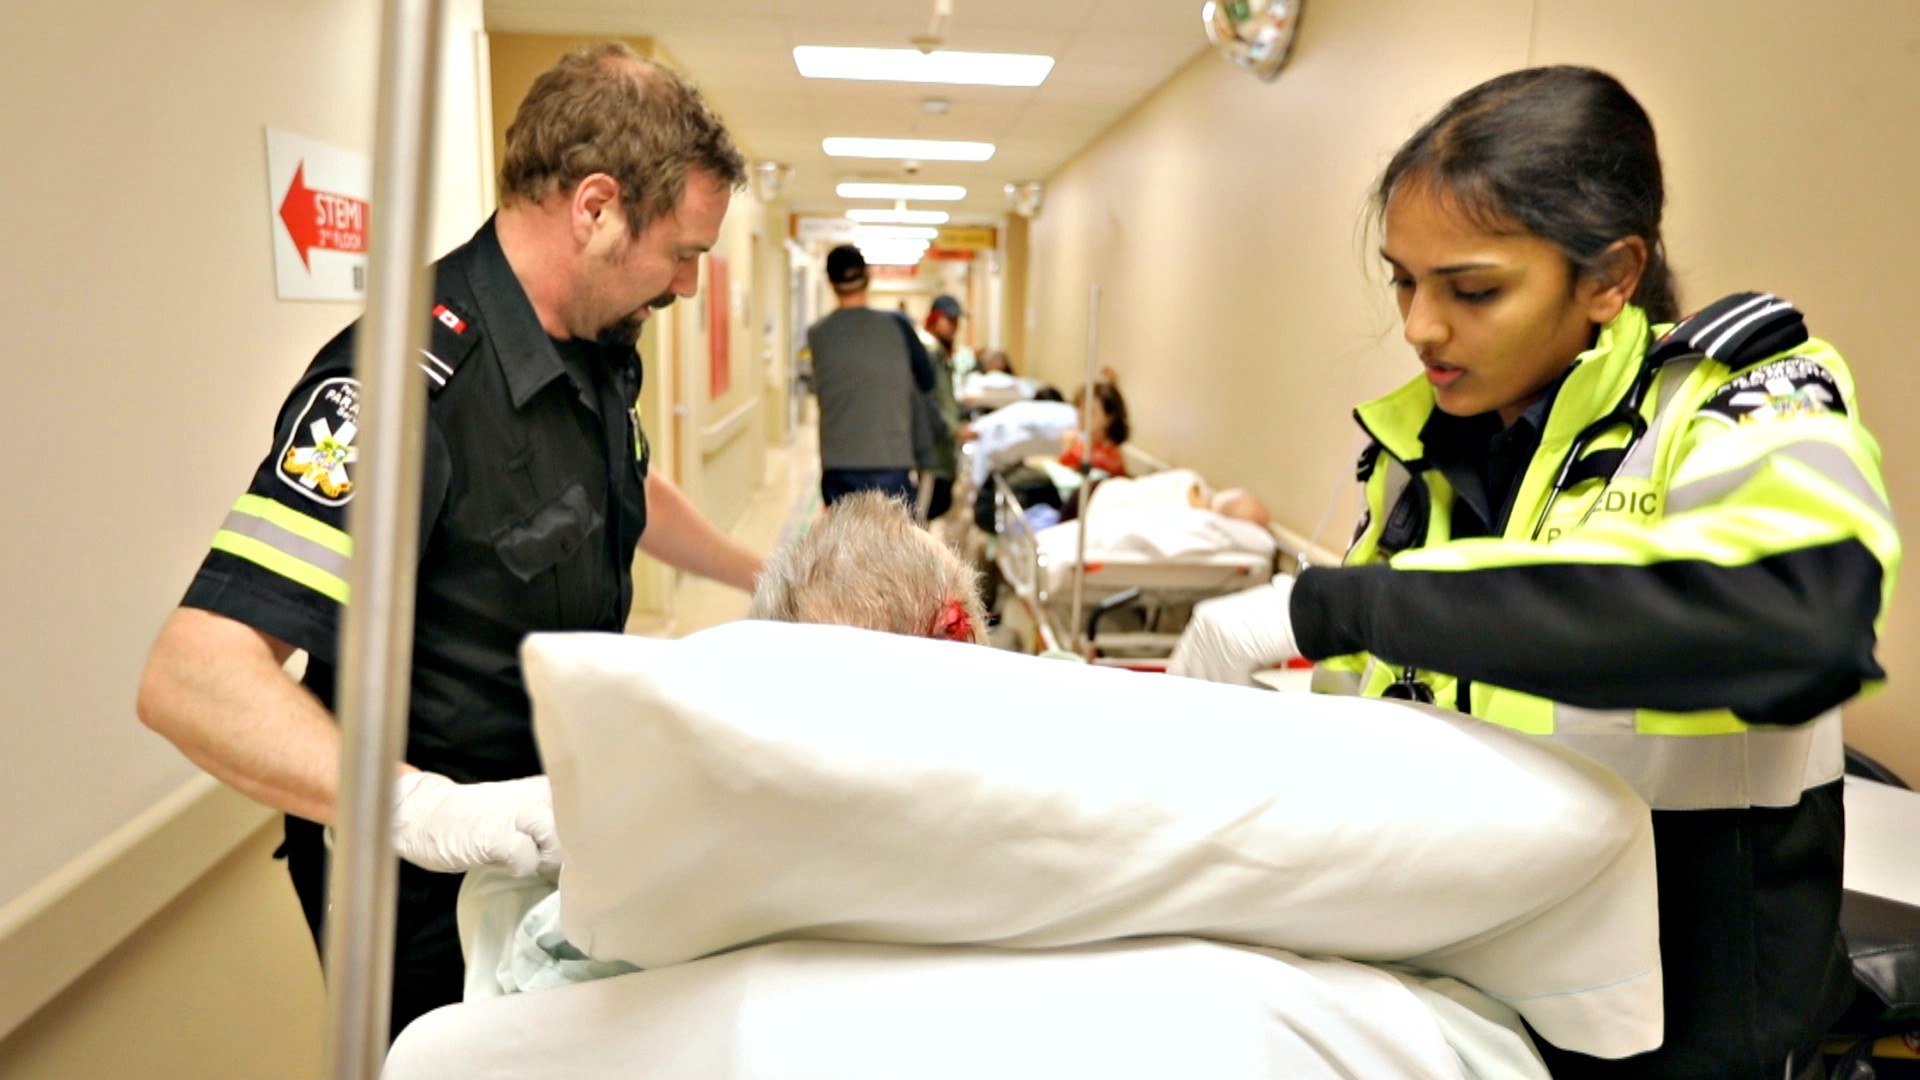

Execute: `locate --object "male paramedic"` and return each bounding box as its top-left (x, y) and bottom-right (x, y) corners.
top-left (136, 43), bottom-right (762, 1035)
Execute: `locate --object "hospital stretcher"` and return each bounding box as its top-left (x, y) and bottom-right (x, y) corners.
top-left (382, 800), bottom-right (1920, 1079)
top-left (988, 453), bottom-right (1310, 666)
top-left (380, 623), bottom-right (1920, 1079)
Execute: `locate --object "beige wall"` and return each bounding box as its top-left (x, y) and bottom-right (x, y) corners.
top-left (1026, 0), bottom-right (1920, 780)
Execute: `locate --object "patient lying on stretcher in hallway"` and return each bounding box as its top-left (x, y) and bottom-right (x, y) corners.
top-left (457, 492), bottom-right (987, 999)
top-left (1038, 469), bottom-right (1278, 568)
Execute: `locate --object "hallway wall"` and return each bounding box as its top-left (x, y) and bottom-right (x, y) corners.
top-left (1024, 0), bottom-right (1920, 779)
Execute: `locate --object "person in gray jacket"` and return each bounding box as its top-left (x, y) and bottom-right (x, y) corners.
top-left (806, 245), bottom-right (933, 506)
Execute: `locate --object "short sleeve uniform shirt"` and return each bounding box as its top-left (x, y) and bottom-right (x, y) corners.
top-left (182, 217), bottom-right (650, 784)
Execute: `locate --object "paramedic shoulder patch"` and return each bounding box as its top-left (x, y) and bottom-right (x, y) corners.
top-left (277, 376), bottom-right (361, 505)
top-left (1698, 357), bottom-right (1846, 427)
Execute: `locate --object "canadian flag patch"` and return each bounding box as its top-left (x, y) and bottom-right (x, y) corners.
top-left (432, 303), bottom-right (467, 334)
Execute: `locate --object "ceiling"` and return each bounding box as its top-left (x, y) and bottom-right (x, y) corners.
top-left (483, 0), bottom-right (1214, 224)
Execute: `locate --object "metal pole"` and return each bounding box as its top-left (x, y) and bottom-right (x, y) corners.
top-left (322, 0), bottom-right (444, 1074)
top-left (1069, 282), bottom-right (1100, 654)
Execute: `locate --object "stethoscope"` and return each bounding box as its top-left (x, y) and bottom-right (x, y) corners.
top-left (1381, 349), bottom-right (1670, 707)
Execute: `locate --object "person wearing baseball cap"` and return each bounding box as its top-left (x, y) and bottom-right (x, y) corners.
top-left (805, 245), bottom-right (935, 507)
top-left (918, 294), bottom-right (968, 520)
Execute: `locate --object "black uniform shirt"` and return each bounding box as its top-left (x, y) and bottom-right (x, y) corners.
top-left (1418, 372), bottom-right (1565, 539)
top-left (183, 217), bottom-right (650, 784)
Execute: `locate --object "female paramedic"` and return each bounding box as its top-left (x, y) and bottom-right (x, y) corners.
top-left (1169, 66), bottom-right (1899, 1078)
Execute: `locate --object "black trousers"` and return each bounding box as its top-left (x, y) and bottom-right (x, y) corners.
top-left (1533, 783), bottom-right (1852, 1078)
top-left (280, 815), bottom-right (467, 1041)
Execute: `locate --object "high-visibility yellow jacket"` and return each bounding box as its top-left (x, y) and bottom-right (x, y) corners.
top-left (1296, 294), bottom-right (1898, 812)
top-left (1291, 293), bottom-right (1898, 1074)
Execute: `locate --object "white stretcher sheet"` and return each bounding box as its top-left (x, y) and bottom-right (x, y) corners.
top-left (1035, 504), bottom-right (1276, 598)
top-left (526, 622), bottom-right (1663, 1058)
top-left (387, 936), bottom-right (1549, 1080)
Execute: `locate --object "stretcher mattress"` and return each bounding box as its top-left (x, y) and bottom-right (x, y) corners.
top-left (385, 937), bottom-right (1548, 1080)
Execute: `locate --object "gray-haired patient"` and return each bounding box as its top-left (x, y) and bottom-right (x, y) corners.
top-left (458, 490), bottom-right (987, 1000)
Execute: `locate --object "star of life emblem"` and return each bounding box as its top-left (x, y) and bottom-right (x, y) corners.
top-left (277, 376), bottom-right (361, 505)
top-left (1722, 376), bottom-right (1835, 423)
top-left (1700, 357), bottom-right (1844, 427)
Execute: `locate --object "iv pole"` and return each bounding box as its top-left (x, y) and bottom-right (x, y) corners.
top-left (1068, 281), bottom-right (1101, 654)
top-left (322, 0), bottom-right (444, 1074)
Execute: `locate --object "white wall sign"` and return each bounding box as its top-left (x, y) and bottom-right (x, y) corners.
top-left (793, 214), bottom-right (857, 244)
top-left (266, 127), bottom-right (371, 302)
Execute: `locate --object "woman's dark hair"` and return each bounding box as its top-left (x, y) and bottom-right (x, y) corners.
top-left (1373, 66), bottom-right (1678, 323)
top-left (1074, 380), bottom-right (1129, 445)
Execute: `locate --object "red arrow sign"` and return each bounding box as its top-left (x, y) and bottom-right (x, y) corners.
top-left (277, 161), bottom-right (368, 269)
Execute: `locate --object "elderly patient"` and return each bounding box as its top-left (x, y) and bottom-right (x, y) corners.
top-left (752, 491), bottom-right (987, 644)
top-left (458, 492), bottom-right (986, 999)
top-left (1041, 471), bottom-right (1277, 566)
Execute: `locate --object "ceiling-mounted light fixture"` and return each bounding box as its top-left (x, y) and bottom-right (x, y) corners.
top-left (794, 46), bottom-right (1054, 87)
top-left (752, 161), bottom-right (793, 202)
top-left (1003, 180), bottom-right (1044, 219)
top-left (838, 181), bottom-right (967, 202)
top-left (823, 137), bottom-right (995, 162)
top-left (847, 208), bottom-right (951, 225)
top-left (854, 225), bottom-right (940, 241)
top-left (857, 239), bottom-right (932, 266)
top-left (1202, 0), bottom-right (1305, 82)
top-left (910, 0), bottom-right (953, 54)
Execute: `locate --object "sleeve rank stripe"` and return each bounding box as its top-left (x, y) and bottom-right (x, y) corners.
top-left (219, 505), bottom-right (354, 579)
top-left (210, 530), bottom-right (350, 604)
top-left (1684, 292), bottom-right (1776, 349)
top-left (232, 493), bottom-right (351, 555)
top-left (1703, 299), bottom-right (1795, 359)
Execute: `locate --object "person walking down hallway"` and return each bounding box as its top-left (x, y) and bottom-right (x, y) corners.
top-left (805, 244), bottom-right (935, 507)
top-left (917, 294), bottom-right (966, 521)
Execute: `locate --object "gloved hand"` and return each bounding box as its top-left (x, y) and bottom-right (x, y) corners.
top-left (391, 772), bottom-right (562, 881)
top-left (1168, 573), bottom-right (1300, 686)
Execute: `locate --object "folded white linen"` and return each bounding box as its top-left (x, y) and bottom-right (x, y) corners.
top-left (525, 621), bottom-right (1662, 1057)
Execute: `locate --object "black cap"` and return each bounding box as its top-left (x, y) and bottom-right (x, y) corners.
top-left (825, 244), bottom-right (868, 288)
top-left (930, 294), bottom-right (965, 319)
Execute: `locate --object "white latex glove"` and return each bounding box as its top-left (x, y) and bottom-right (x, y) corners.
top-left (1168, 573), bottom-right (1300, 686)
top-left (392, 772), bottom-right (562, 881)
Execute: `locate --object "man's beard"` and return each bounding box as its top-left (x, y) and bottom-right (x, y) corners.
top-left (601, 292), bottom-right (677, 347)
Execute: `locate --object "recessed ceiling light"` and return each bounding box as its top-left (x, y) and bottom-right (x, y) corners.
top-left (847, 209), bottom-right (951, 225)
top-left (823, 137), bottom-right (995, 162)
top-left (854, 225), bottom-right (940, 241)
top-left (857, 238), bottom-right (932, 266)
top-left (837, 182), bottom-right (966, 202)
top-left (794, 46), bottom-right (1054, 88)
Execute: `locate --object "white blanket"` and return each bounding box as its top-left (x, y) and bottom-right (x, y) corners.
top-left (1038, 504), bottom-right (1276, 563)
top-left (526, 622), bottom-right (1662, 1057)
top-left (387, 937), bottom-right (1548, 1080)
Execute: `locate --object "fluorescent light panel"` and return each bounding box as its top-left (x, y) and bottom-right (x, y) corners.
top-left (854, 225), bottom-right (939, 241)
top-left (794, 46), bottom-right (1053, 88)
top-left (847, 208), bottom-right (950, 225)
top-left (838, 182), bottom-right (965, 202)
top-left (823, 137), bottom-right (994, 162)
top-left (857, 239), bottom-right (931, 253)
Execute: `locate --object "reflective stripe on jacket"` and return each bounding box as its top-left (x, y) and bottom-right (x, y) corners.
top-left (1298, 300), bottom-right (1899, 811)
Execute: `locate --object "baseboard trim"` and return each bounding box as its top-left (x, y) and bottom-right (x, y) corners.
top-left (0, 775), bottom-right (273, 1038)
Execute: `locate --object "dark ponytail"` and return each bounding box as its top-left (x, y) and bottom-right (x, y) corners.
top-left (1374, 66), bottom-right (1679, 323)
